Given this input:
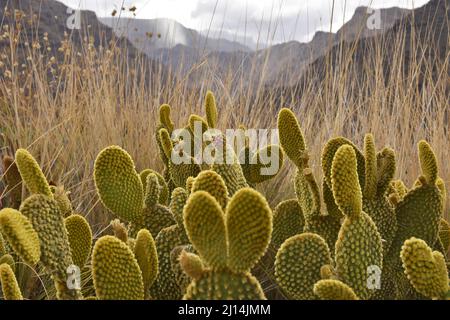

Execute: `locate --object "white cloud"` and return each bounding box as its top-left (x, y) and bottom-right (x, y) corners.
top-left (58, 0), bottom-right (430, 44)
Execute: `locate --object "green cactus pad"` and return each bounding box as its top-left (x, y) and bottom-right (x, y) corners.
top-left (272, 199), bottom-right (304, 249)
top-left (92, 235), bottom-right (144, 300)
top-left (277, 108), bottom-right (307, 168)
top-left (0, 208), bottom-right (41, 266)
top-left (314, 279), bottom-right (358, 300)
top-left (20, 195), bottom-right (73, 281)
top-left (322, 137), bottom-right (365, 190)
top-left (140, 169), bottom-right (169, 205)
top-left (438, 219), bottom-right (450, 252)
top-left (205, 91), bottom-right (218, 128)
top-left (151, 225), bottom-right (184, 300)
top-left (331, 145), bottom-right (363, 218)
top-left (159, 104), bottom-right (174, 133)
top-left (94, 146), bottom-right (144, 222)
top-left (64, 214), bottom-right (92, 269)
top-left (15, 149), bottom-right (52, 197)
top-left (275, 233), bottom-right (332, 300)
top-left (400, 237), bottom-right (448, 299)
top-left (226, 188), bottom-right (272, 273)
top-left (52, 186), bottom-right (73, 217)
top-left (0, 263), bottom-right (23, 300)
top-left (134, 229), bottom-right (158, 296)
top-left (191, 170), bottom-right (228, 210)
top-left (418, 141), bottom-right (438, 184)
top-left (184, 269), bottom-right (266, 300)
top-left (184, 191), bottom-right (227, 269)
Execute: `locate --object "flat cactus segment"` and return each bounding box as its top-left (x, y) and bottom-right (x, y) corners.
top-left (64, 214), bottom-right (92, 269)
top-left (277, 108), bottom-right (307, 168)
top-left (184, 270), bottom-right (266, 300)
top-left (438, 219), bottom-right (450, 252)
top-left (184, 191), bottom-right (227, 269)
top-left (314, 279), bottom-right (358, 300)
top-left (275, 233), bottom-right (332, 300)
top-left (0, 263), bottom-right (23, 300)
top-left (331, 145), bottom-right (363, 218)
top-left (140, 169), bottom-right (169, 205)
top-left (205, 91), bottom-right (218, 128)
top-left (321, 137), bottom-right (365, 190)
top-left (418, 140), bottom-right (438, 185)
top-left (15, 149), bottom-right (52, 197)
top-left (363, 134), bottom-right (378, 199)
top-left (335, 212), bottom-right (383, 300)
top-left (191, 170), bottom-right (228, 210)
top-left (272, 199), bottom-right (304, 249)
top-left (94, 146), bottom-right (144, 222)
top-left (159, 104), bottom-right (174, 133)
top-left (401, 237), bottom-right (448, 299)
top-left (20, 195), bottom-right (73, 281)
top-left (92, 236), bottom-right (144, 300)
top-left (376, 148), bottom-right (396, 196)
top-left (226, 188), bottom-right (272, 273)
top-left (134, 229), bottom-right (158, 296)
top-left (0, 208), bottom-right (41, 265)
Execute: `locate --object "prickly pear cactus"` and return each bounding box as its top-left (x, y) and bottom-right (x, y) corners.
top-left (64, 214), bottom-right (92, 269)
top-left (0, 208), bottom-right (41, 265)
top-left (275, 233), bottom-right (332, 300)
top-left (182, 188), bottom-right (272, 300)
top-left (400, 237), bottom-right (449, 299)
top-left (313, 279), bottom-right (358, 300)
top-left (92, 235), bottom-right (144, 300)
top-left (331, 145), bottom-right (383, 300)
top-left (0, 263), bottom-right (23, 300)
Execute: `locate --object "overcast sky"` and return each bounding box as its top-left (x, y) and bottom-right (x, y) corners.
top-left (58, 0), bottom-right (430, 45)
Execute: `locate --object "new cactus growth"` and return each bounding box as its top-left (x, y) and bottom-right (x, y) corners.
top-left (205, 91), bottom-right (218, 128)
top-left (400, 237), bottom-right (448, 299)
top-left (64, 214), bottom-right (92, 269)
top-left (0, 263), bottom-right (23, 300)
top-left (15, 149), bottom-right (52, 197)
top-left (0, 208), bottom-right (41, 265)
top-left (92, 235), bottom-right (144, 300)
top-left (313, 279), bottom-right (358, 300)
top-left (134, 229), bottom-right (158, 298)
top-left (183, 188), bottom-right (272, 299)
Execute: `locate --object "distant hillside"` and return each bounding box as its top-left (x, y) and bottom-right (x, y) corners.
top-left (99, 5), bottom-right (409, 86)
top-left (0, 0), bottom-right (142, 60)
top-left (301, 0), bottom-right (448, 89)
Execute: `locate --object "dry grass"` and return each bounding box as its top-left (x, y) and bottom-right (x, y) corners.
top-left (0, 4), bottom-right (448, 236)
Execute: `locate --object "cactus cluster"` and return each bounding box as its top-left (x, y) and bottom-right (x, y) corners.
top-left (0, 95), bottom-right (448, 300)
